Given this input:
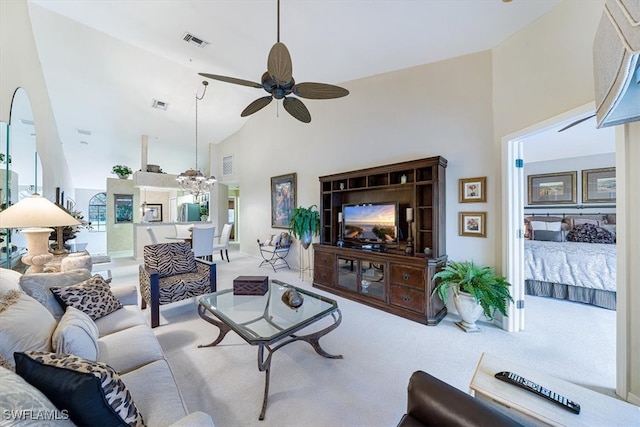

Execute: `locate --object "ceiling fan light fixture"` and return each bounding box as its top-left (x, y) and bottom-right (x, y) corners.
top-left (198, 0), bottom-right (348, 123)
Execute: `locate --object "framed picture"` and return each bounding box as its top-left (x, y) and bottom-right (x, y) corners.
top-left (527, 171), bottom-right (577, 205)
top-left (459, 177), bottom-right (486, 203)
top-left (144, 204), bottom-right (163, 222)
top-left (271, 173), bottom-right (297, 229)
top-left (582, 167), bottom-right (615, 203)
top-left (114, 194), bottom-right (133, 224)
top-left (459, 212), bottom-right (486, 237)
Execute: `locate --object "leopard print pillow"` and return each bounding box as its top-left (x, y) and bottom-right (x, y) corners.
top-left (51, 275), bottom-right (122, 320)
top-left (15, 351), bottom-right (144, 427)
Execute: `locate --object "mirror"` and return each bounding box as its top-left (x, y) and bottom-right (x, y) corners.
top-left (1, 88), bottom-right (41, 267)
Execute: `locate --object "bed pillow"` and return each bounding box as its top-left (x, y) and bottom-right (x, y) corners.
top-left (533, 230), bottom-right (566, 242)
top-left (0, 290), bottom-right (56, 370)
top-left (530, 220), bottom-right (562, 231)
top-left (566, 223), bottom-right (615, 244)
top-left (14, 351), bottom-right (144, 427)
top-left (51, 275), bottom-right (122, 321)
top-left (51, 306), bottom-right (100, 361)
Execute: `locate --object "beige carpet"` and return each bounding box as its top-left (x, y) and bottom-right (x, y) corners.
top-left (110, 251), bottom-right (618, 427)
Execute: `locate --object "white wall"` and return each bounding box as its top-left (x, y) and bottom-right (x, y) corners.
top-left (0, 0), bottom-right (73, 200)
top-left (216, 50), bottom-right (496, 269)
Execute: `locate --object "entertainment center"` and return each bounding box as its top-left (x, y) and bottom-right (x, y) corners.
top-left (312, 156), bottom-right (448, 325)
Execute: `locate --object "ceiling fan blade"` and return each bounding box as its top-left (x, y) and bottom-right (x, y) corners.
top-left (241, 96), bottom-right (273, 117)
top-left (199, 73), bottom-right (262, 89)
top-left (283, 97), bottom-right (311, 123)
top-left (267, 42), bottom-right (293, 85)
top-left (557, 114), bottom-right (596, 132)
top-left (293, 82), bottom-right (350, 99)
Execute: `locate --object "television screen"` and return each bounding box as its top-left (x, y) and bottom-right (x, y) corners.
top-left (342, 203), bottom-right (398, 243)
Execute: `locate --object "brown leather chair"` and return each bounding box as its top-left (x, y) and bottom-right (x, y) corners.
top-left (397, 371), bottom-right (523, 427)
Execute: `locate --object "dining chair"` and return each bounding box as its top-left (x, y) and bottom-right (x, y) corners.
top-left (191, 225), bottom-right (216, 261)
top-left (146, 227), bottom-right (158, 244)
top-left (174, 224), bottom-right (194, 239)
top-left (212, 223), bottom-right (233, 262)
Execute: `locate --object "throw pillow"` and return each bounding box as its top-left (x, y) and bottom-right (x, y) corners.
top-left (279, 232), bottom-right (291, 247)
top-left (52, 306), bottom-right (100, 361)
top-left (530, 221), bottom-right (562, 231)
top-left (14, 351), bottom-right (145, 427)
top-left (19, 268), bottom-right (93, 320)
top-left (143, 242), bottom-right (197, 277)
top-left (0, 290), bottom-right (56, 370)
top-left (566, 223), bottom-right (615, 244)
top-left (0, 366), bottom-right (74, 426)
top-left (271, 233), bottom-right (282, 247)
top-left (532, 230), bottom-right (565, 242)
top-left (50, 275), bottom-right (122, 321)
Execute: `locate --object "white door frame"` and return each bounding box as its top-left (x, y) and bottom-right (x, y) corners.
top-left (501, 102), bottom-right (596, 332)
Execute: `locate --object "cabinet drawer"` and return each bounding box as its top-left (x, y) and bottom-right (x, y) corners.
top-left (389, 285), bottom-right (425, 313)
top-left (315, 251), bottom-right (334, 268)
top-left (314, 266), bottom-right (334, 286)
top-left (390, 265), bottom-right (424, 290)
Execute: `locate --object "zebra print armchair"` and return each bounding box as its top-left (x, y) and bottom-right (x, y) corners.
top-left (139, 242), bottom-right (216, 328)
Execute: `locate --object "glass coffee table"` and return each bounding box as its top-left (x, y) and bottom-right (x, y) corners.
top-left (197, 279), bottom-right (342, 420)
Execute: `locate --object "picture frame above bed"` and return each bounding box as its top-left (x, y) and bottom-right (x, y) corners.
top-left (527, 171), bottom-right (577, 205)
top-left (582, 167), bottom-right (615, 203)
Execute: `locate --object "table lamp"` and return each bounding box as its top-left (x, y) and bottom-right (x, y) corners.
top-left (0, 194), bottom-right (80, 273)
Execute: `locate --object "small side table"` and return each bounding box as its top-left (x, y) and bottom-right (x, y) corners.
top-left (469, 352), bottom-right (639, 426)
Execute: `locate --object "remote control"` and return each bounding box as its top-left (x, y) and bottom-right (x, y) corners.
top-left (494, 371), bottom-right (581, 414)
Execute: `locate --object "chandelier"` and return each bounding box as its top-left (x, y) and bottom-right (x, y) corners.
top-left (177, 81), bottom-right (217, 197)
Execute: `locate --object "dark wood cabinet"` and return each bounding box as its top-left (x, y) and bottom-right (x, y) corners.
top-left (313, 156), bottom-right (448, 325)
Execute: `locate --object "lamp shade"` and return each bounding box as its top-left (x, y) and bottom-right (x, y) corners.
top-left (0, 194), bottom-right (81, 228)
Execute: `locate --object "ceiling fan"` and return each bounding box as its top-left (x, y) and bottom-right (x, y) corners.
top-left (199, 0), bottom-right (349, 123)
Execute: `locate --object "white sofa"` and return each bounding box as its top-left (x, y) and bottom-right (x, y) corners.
top-left (0, 267), bottom-right (214, 427)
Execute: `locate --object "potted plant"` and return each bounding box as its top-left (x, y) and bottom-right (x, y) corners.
top-left (432, 260), bottom-right (513, 332)
top-left (112, 164), bottom-right (133, 179)
top-left (200, 205), bottom-right (209, 222)
top-left (289, 205), bottom-right (320, 250)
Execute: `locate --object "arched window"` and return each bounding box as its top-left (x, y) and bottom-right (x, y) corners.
top-left (88, 192), bottom-right (107, 231)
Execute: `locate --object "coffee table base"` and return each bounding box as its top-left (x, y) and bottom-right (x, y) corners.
top-left (197, 305), bottom-right (343, 420)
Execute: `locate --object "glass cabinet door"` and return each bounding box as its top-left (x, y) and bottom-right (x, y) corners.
top-left (337, 257), bottom-right (357, 291)
top-left (360, 260), bottom-right (385, 299)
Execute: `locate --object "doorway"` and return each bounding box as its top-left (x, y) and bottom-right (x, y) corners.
top-left (502, 102), bottom-right (616, 332)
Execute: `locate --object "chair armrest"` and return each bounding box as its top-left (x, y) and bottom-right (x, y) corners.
top-left (111, 284), bottom-right (138, 306)
top-left (401, 371), bottom-right (522, 427)
top-left (195, 258), bottom-right (217, 293)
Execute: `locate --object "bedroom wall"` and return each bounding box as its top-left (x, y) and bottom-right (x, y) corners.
top-left (214, 50), bottom-right (496, 269)
top-left (524, 153), bottom-right (616, 212)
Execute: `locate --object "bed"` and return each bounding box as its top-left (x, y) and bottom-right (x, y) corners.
top-left (523, 214), bottom-right (617, 310)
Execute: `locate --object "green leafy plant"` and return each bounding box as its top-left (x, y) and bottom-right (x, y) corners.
top-left (289, 205), bottom-right (320, 240)
top-left (111, 164), bottom-right (133, 176)
top-left (432, 260), bottom-right (514, 320)
top-left (200, 205), bottom-right (209, 217)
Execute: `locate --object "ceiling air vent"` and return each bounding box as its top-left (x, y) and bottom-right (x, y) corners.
top-left (151, 99), bottom-right (168, 111)
top-left (222, 155), bottom-right (233, 176)
top-left (183, 32), bottom-right (210, 48)
top-left (77, 129), bottom-right (92, 136)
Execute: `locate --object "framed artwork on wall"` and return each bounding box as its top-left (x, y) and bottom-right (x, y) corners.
top-left (458, 211), bottom-right (486, 237)
top-left (271, 173), bottom-right (297, 229)
top-left (527, 171), bottom-right (577, 205)
top-left (459, 177), bottom-right (487, 203)
top-left (582, 167), bottom-right (615, 203)
top-left (144, 204), bottom-right (163, 222)
top-left (114, 194), bottom-right (133, 224)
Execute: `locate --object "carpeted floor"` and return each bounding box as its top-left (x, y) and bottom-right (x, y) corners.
top-left (110, 250), bottom-right (619, 427)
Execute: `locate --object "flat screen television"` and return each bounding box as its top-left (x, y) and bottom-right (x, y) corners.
top-left (342, 202), bottom-right (398, 245)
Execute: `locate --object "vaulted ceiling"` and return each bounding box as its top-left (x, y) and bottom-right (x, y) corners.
top-left (23, 0), bottom-right (569, 189)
